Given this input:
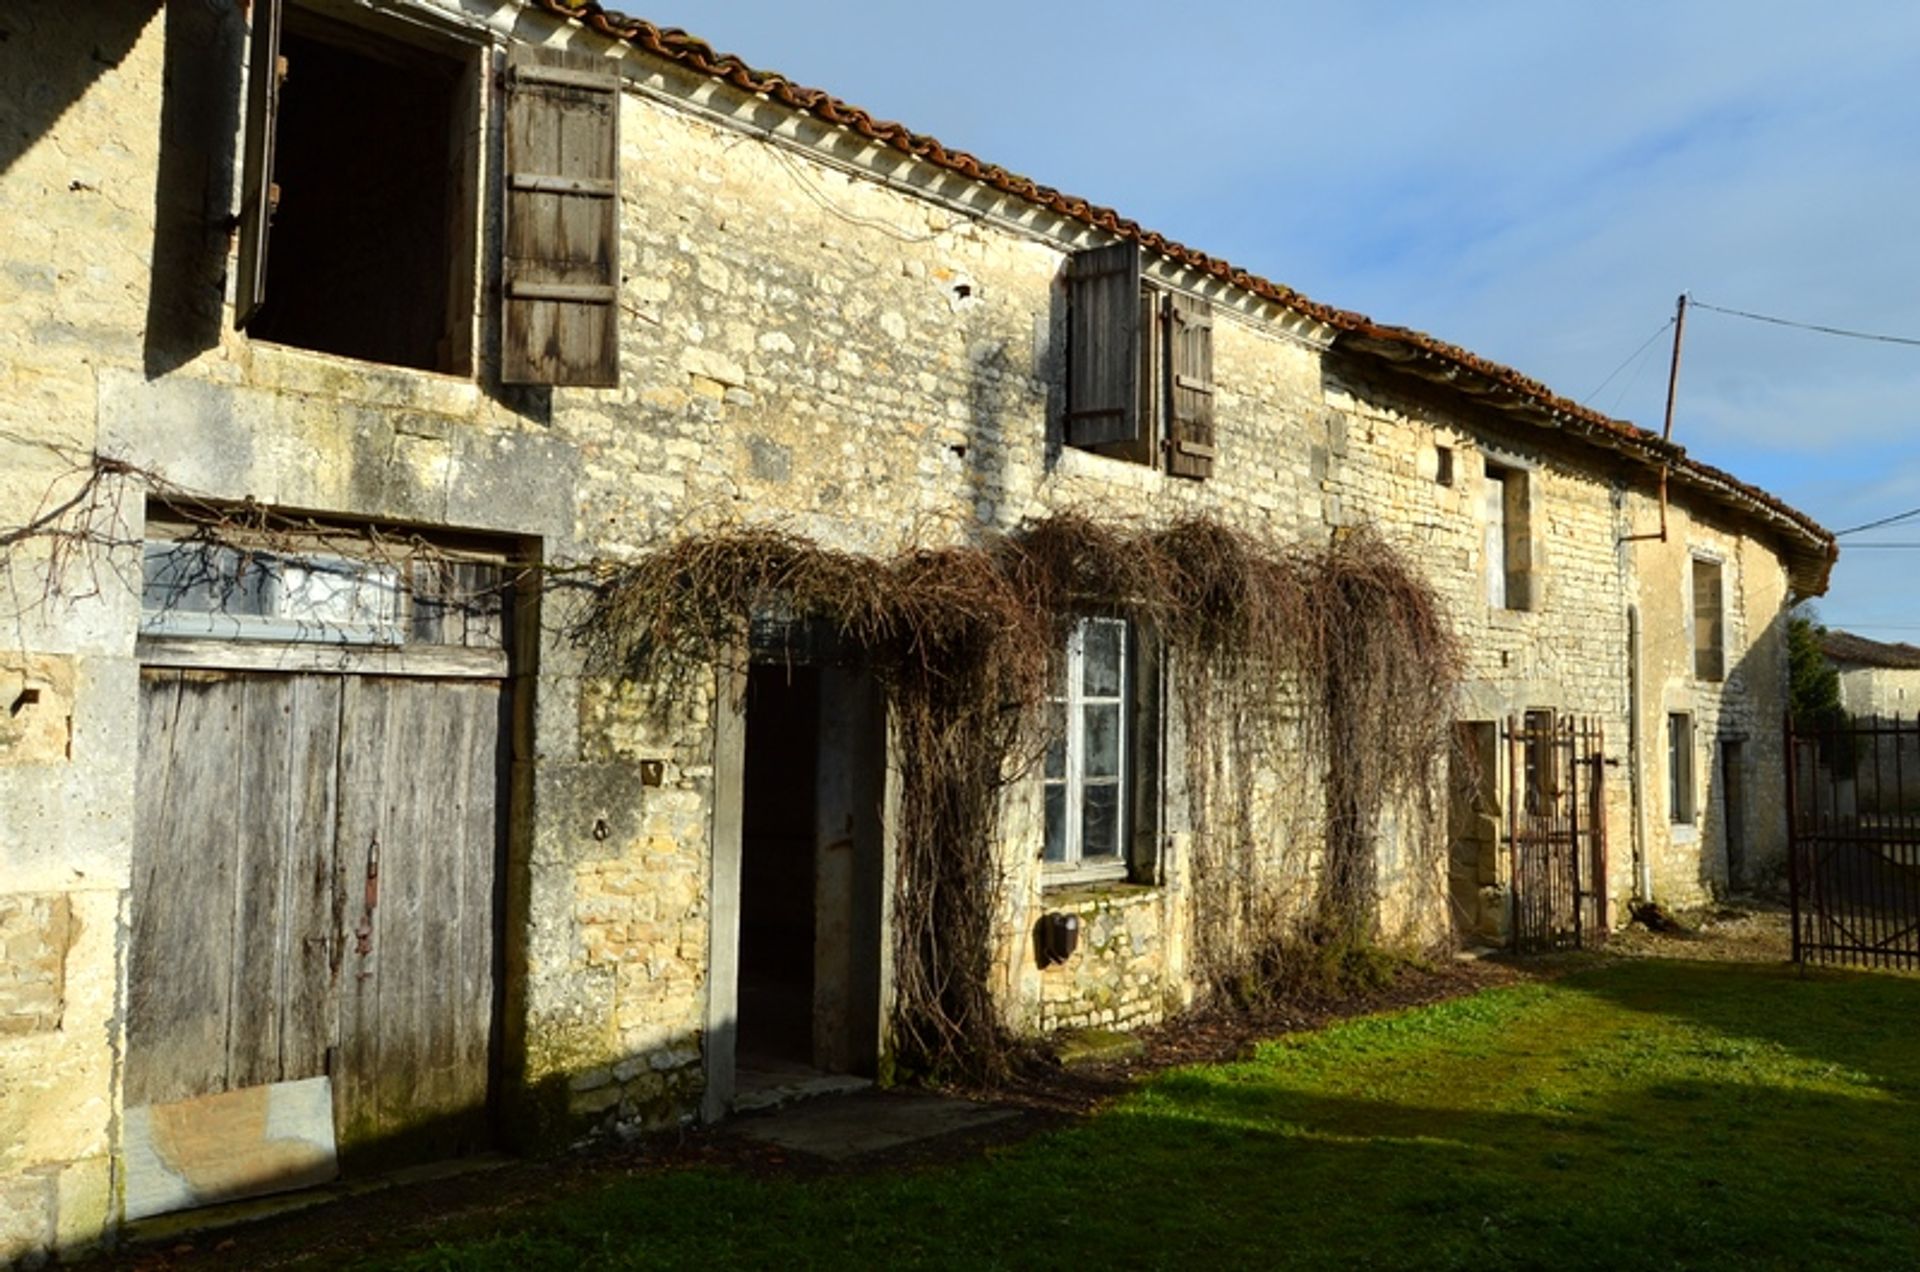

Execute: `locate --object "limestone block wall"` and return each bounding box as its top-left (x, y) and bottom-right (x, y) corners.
top-left (1628, 499), bottom-right (1794, 901)
top-left (1, 7), bottom-right (165, 1262)
top-left (1835, 667), bottom-right (1920, 815)
top-left (1838, 665), bottom-right (1920, 717)
top-left (0, 0), bottom-right (1815, 1257)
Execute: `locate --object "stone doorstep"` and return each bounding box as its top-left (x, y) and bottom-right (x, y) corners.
top-left (117, 1153), bottom-right (516, 1252)
top-left (725, 1090), bottom-right (1021, 1163)
top-left (728, 1070), bottom-right (873, 1115)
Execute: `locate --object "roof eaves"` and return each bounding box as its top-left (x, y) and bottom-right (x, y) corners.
top-left (533, 1), bottom-right (1838, 585)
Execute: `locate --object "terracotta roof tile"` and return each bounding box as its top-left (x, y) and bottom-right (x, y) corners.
top-left (535, 1), bottom-right (1836, 585)
top-left (1823, 630), bottom-right (1920, 671)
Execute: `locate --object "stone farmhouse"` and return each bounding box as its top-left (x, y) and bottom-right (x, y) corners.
top-left (1825, 629), bottom-right (1920, 719)
top-left (1820, 630), bottom-right (1920, 816)
top-left (0, 0), bottom-right (1836, 1258)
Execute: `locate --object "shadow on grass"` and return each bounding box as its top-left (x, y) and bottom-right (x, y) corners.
top-left (356, 962), bottom-right (1920, 1271)
top-left (1564, 956), bottom-right (1920, 1095)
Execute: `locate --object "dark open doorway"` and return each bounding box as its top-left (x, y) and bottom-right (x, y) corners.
top-left (734, 663), bottom-right (886, 1103)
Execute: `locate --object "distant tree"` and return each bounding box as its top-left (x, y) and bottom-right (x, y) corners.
top-left (1788, 605), bottom-right (1845, 727)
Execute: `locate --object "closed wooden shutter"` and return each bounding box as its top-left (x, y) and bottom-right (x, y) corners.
top-left (1066, 243), bottom-right (1142, 449)
top-left (501, 49), bottom-right (621, 387)
top-left (1167, 293), bottom-right (1215, 479)
top-left (233, 0), bottom-right (284, 329)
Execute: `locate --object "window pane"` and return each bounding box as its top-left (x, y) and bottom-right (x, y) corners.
top-left (1044, 700), bottom-right (1067, 780)
top-left (143, 543), bottom-right (273, 617)
top-left (1084, 703), bottom-right (1121, 779)
top-left (1044, 783), bottom-right (1067, 862)
top-left (1082, 619), bottom-right (1124, 697)
top-left (280, 558), bottom-right (400, 636)
top-left (1082, 782), bottom-right (1120, 858)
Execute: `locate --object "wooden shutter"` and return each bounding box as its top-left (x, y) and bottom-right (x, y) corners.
top-left (1127, 625), bottom-right (1164, 885)
top-left (1167, 293), bottom-right (1215, 479)
top-left (233, 0), bottom-right (284, 329)
top-left (501, 49), bottom-right (621, 387)
top-left (1066, 243), bottom-right (1142, 449)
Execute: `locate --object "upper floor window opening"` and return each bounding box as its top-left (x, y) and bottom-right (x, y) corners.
top-left (234, 2), bottom-right (622, 386)
top-left (1483, 462), bottom-right (1533, 611)
top-left (1692, 556), bottom-right (1725, 681)
top-left (1065, 244), bottom-right (1215, 479)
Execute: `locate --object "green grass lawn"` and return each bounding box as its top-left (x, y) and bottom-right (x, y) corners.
top-left (360, 960), bottom-right (1920, 1270)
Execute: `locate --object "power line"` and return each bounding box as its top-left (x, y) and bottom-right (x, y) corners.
top-left (1833, 542), bottom-right (1920, 548)
top-left (1582, 317), bottom-right (1675, 406)
top-left (1691, 299), bottom-right (1920, 349)
top-left (1834, 506), bottom-right (1920, 537)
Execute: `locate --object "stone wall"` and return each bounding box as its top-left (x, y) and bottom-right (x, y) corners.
top-left (0, 0), bottom-right (1811, 1257)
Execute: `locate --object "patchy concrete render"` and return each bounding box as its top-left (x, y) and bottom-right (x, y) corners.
top-left (0, 0), bottom-right (1827, 1261)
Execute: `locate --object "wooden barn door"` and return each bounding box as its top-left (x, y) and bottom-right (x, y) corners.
top-left (127, 667), bottom-right (506, 1188)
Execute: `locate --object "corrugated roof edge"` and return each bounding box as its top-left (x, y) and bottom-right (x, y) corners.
top-left (534, 0), bottom-right (1837, 592)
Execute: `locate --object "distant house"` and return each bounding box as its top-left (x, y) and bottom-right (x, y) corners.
top-left (0, 0), bottom-right (1835, 1259)
top-left (1819, 630), bottom-right (1920, 815)
top-left (1824, 629), bottom-right (1920, 717)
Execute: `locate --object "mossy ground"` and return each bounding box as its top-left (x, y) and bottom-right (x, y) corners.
top-left (335, 958), bottom-right (1920, 1270)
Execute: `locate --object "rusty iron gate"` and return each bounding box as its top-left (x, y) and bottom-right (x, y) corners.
top-left (1505, 715), bottom-right (1608, 953)
top-left (1787, 713), bottom-right (1920, 968)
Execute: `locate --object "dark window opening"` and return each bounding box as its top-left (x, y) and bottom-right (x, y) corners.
top-left (247, 16), bottom-right (471, 373)
top-left (1668, 712), bottom-right (1696, 823)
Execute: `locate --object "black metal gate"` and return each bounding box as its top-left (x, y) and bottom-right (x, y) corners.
top-left (1787, 713), bottom-right (1920, 968)
top-left (1506, 714), bottom-right (1608, 953)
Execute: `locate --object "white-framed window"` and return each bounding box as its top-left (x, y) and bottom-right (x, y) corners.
top-left (1044, 617), bottom-right (1129, 871)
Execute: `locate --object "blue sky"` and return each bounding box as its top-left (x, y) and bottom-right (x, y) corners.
top-left (645, 2), bottom-right (1920, 636)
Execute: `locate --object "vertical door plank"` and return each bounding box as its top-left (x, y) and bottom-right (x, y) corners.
top-left (374, 679), bottom-right (434, 1156)
top-left (280, 675), bottom-right (344, 1081)
top-left (228, 675), bottom-right (296, 1089)
top-left (454, 681), bottom-right (505, 1143)
top-left (413, 681), bottom-right (469, 1138)
top-left (332, 675), bottom-right (391, 1161)
top-left (127, 672), bottom-right (246, 1107)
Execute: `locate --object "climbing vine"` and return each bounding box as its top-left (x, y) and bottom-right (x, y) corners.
top-left (0, 448), bottom-right (1460, 1079)
top-left (575, 513), bottom-right (1462, 1078)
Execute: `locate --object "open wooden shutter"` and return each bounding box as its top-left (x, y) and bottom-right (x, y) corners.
top-left (1127, 624), bottom-right (1164, 885)
top-left (1167, 294), bottom-right (1216, 479)
top-left (1066, 243), bottom-right (1142, 449)
top-left (233, 0), bottom-right (284, 329)
top-left (501, 49), bottom-right (621, 387)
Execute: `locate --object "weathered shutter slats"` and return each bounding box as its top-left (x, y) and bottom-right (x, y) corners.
top-left (1066, 243), bottom-right (1142, 450)
top-left (502, 48), bottom-right (621, 387)
top-left (1167, 293), bottom-right (1216, 479)
top-left (233, 0), bottom-right (284, 329)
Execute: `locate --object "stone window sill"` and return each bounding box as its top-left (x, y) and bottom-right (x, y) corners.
top-left (1040, 873), bottom-right (1158, 910)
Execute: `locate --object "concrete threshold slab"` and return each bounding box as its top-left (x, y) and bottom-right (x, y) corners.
top-left (727, 1089), bottom-right (1020, 1163)
top-left (120, 1153), bottom-right (515, 1249)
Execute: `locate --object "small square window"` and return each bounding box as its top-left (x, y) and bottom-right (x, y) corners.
top-left (1436, 445), bottom-right (1455, 487)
